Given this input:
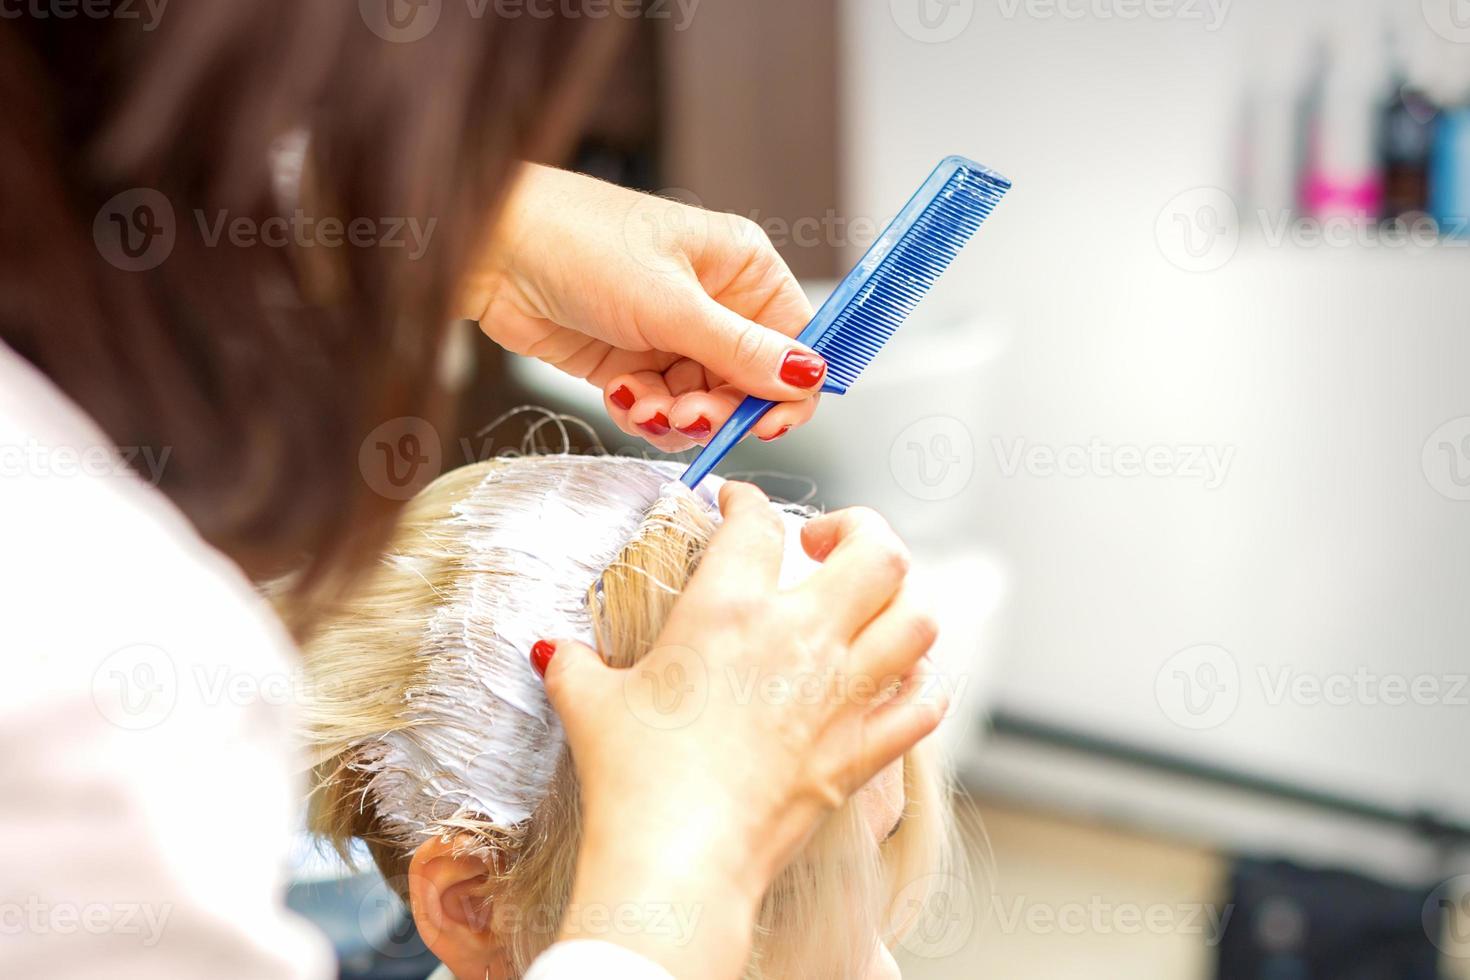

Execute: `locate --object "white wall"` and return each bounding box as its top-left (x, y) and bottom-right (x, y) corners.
top-left (830, 0), bottom-right (1470, 837)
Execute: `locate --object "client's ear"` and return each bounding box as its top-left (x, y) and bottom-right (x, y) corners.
top-left (407, 836), bottom-right (510, 980)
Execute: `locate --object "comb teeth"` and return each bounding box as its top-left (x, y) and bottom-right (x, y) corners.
top-left (677, 156), bottom-right (1010, 490)
top-left (815, 166), bottom-right (1010, 391)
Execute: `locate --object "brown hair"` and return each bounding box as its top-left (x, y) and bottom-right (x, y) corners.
top-left (0, 3), bottom-right (620, 614)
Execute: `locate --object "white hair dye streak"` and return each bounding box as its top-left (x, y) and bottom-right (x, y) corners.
top-left (364, 455), bottom-right (711, 845)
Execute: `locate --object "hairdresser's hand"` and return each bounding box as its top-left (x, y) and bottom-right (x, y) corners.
top-left (462, 165), bottom-right (824, 451)
top-left (537, 483), bottom-right (944, 979)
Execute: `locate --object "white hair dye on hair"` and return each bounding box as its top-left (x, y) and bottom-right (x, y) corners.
top-left (363, 455), bottom-right (711, 843)
top-left (300, 451), bottom-right (958, 978)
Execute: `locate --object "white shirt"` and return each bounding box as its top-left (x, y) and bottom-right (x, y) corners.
top-left (0, 343), bottom-right (669, 980)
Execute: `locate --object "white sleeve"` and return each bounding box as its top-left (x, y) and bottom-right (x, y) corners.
top-left (0, 347), bottom-right (334, 980)
top-left (524, 941), bottom-right (677, 980)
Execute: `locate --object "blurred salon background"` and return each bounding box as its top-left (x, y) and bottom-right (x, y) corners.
top-left (290, 0), bottom-right (1470, 976)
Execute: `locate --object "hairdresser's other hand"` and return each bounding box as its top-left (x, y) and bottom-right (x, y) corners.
top-left (462, 164), bottom-right (823, 452)
top-left (538, 484), bottom-right (944, 979)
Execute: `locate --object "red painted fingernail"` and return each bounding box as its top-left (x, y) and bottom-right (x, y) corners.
top-left (531, 640), bottom-right (556, 677)
top-left (639, 412), bottom-right (671, 437)
top-left (760, 425), bottom-right (792, 442)
top-left (779, 351), bottom-right (826, 389)
top-left (677, 416), bottom-right (713, 439)
top-left (610, 386), bottom-right (635, 410)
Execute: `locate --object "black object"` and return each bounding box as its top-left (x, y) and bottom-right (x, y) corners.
top-left (286, 871), bottom-right (440, 980)
top-left (1380, 85), bottom-right (1437, 222)
top-left (1215, 858), bottom-right (1443, 980)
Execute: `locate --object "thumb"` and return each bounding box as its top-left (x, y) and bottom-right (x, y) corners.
top-left (537, 638), bottom-right (612, 739)
top-left (660, 295), bottom-right (829, 402)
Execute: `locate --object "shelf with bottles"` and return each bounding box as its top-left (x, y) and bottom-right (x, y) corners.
top-left (1238, 6), bottom-right (1470, 249)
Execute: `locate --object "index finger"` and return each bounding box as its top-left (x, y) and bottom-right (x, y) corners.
top-left (682, 481), bottom-right (786, 601)
top-left (796, 508), bottom-right (911, 637)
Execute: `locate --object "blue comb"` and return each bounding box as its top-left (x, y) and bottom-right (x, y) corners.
top-left (679, 155), bottom-right (1011, 489)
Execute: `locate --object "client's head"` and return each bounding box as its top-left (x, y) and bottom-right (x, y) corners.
top-left (298, 455), bottom-right (955, 979)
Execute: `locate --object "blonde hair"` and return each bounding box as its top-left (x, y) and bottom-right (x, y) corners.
top-left (297, 456), bottom-right (957, 978)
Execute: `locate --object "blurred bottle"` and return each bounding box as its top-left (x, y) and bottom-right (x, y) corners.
top-left (1401, 0), bottom-right (1470, 238)
top-left (1429, 106), bottom-right (1470, 238)
top-left (1378, 34), bottom-right (1437, 223)
top-left (1240, 10), bottom-right (1317, 222)
top-left (1301, 19), bottom-right (1387, 222)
